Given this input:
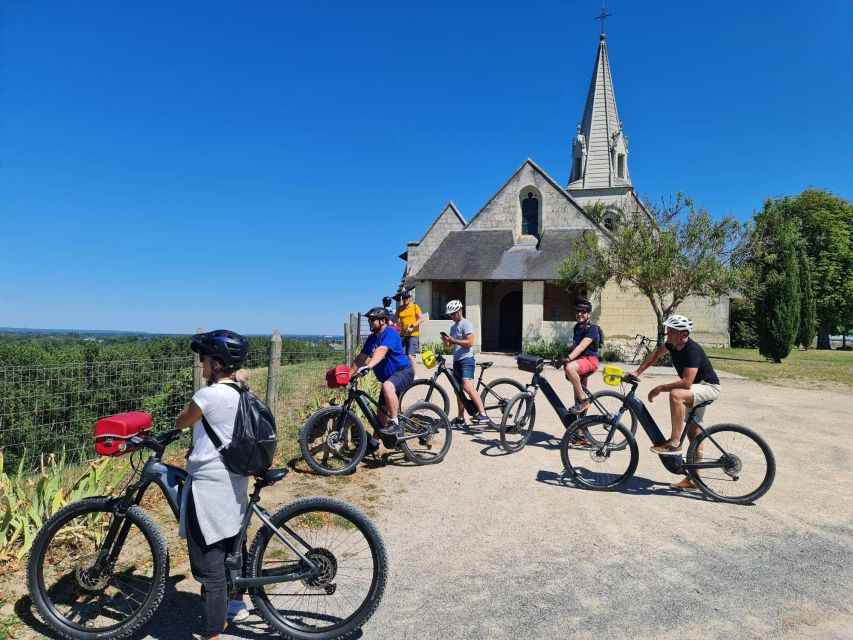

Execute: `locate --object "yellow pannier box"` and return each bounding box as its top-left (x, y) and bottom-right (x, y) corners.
top-left (421, 350), bottom-right (437, 369)
top-left (602, 365), bottom-right (623, 386)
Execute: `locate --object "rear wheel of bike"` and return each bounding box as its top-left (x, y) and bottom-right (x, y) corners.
top-left (300, 407), bottom-right (367, 476)
top-left (399, 401), bottom-right (452, 465)
top-left (560, 417), bottom-right (638, 491)
top-left (480, 377), bottom-right (526, 428)
top-left (686, 423), bottom-right (776, 504)
top-left (583, 390), bottom-right (638, 450)
top-left (248, 496), bottom-right (388, 640)
top-left (398, 379), bottom-right (450, 415)
top-left (27, 496), bottom-right (168, 640)
top-left (499, 392), bottom-right (537, 453)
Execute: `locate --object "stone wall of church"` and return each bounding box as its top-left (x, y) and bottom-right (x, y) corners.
top-left (407, 207), bottom-right (464, 276)
top-left (466, 163), bottom-right (595, 235)
top-left (598, 281), bottom-right (730, 348)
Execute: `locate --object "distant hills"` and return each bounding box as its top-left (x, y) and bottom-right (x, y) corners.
top-left (0, 327), bottom-right (343, 343)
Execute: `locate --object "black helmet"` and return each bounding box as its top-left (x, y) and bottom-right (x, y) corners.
top-left (382, 296), bottom-right (393, 308)
top-left (573, 299), bottom-right (593, 312)
top-left (365, 307), bottom-right (391, 321)
top-left (191, 329), bottom-right (250, 371)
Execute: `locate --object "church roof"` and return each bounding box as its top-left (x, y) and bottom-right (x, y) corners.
top-left (568, 33), bottom-right (632, 190)
top-left (415, 229), bottom-right (586, 281)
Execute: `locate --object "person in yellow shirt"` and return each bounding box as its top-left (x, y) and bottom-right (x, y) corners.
top-left (394, 290), bottom-right (424, 367)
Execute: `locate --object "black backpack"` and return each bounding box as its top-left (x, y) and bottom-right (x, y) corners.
top-left (201, 382), bottom-right (278, 476)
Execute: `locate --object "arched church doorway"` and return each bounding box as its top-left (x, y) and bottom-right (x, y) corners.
top-left (498, 291), bottom-right (522, 352)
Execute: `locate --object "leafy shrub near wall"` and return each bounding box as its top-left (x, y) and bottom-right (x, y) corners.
top-left (523, 341), bottom-right (571, 359)
top-left (419, 341), bottom-right (452, 355)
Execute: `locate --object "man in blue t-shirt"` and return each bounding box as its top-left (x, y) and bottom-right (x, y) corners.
top-left (350, 306), bottom-right (414, 453)
top-left (561, 299), bottom-right (603, 415)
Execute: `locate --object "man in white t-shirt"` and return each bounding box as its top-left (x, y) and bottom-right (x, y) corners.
top-left (441, 300), bottom-right (489, 426)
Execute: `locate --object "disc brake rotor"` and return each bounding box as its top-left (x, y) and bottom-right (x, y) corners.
top-left (302, 548), bottom-right (338, 592)
top-left (326, 432), bottom-right (345, 453)
top-left (76, 553), bottom-right (111, 591)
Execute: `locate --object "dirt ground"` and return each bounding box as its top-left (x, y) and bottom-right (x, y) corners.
top-left (10, 363), bottom-right (853, 640)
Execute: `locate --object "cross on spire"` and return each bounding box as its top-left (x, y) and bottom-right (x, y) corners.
top-left (594, 1), bottom-right (611, 35)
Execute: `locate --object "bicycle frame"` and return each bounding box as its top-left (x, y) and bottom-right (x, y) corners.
top-left (421, 354), bottom-right (488, 416)
top-left (97, 432), bottom-right (322, 591)
top-left (337, 380), bottom-right (426, 444)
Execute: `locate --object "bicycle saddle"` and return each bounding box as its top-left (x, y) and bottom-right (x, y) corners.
top-left (256, 468), bottom-right (289, 487)
top-left (478, 362), bottom-right (493, 369)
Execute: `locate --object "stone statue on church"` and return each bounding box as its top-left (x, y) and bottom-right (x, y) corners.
top-left (573, 124), bottom-right (586, 156)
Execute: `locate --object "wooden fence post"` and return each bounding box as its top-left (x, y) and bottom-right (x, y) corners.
top-left (344, 322), bottom-right (352, 366)
top-left (266, 329), bottom-right (282, 408)
top-left (193, 327), bottom-right (204, 391)
top-left (349, 313), bottom-right (357, 365)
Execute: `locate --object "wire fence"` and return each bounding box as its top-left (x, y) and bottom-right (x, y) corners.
top-left (0, 346), bottom-right (345, 474)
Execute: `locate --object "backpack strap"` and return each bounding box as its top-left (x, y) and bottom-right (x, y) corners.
top-left (200, 381), bottom-right (244, 450)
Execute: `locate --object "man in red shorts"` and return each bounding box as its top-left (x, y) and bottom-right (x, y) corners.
top-left (562, 299), bottom-right (603, 414)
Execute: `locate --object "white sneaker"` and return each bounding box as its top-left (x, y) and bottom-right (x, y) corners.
top-left (227, 600), bottom-right (250, 622)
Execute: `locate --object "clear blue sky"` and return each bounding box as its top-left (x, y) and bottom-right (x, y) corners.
top-left (1, 1), bottom-right (851, 335)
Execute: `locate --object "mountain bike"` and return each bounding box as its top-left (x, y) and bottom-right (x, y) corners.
top-left (630, 334), bottom-right (655, 365)
top-left (27, 427), bottom-right (388, 640)
top-left (399, 351), bottom-right (525, 427)
top-left (498, 354), bottom-right (638, 453)
top-left (560, 372), bottom-right (776, 504)
top-left (301, 372), bottom-right (451, 476)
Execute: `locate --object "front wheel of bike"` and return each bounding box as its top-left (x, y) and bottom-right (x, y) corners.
top-left (398, 379), bottom-right (450, 415)
top-left (583, 390), bottom-right (638, 451)
top-left (27, 496), bottom-right (168, 640)
top-left (499, 392), bottom-right (537, 453)
top-left (686, 423), bottom-right (776, 504)
top-left (560, 417), bottom-right (638, 490)
top-left (399, 401), bottom-right (452, 465)
top-left (300, 407), bottom-right (367, 476)
top-left (248, 496), bottom-right (388, 640)
top-left (480, 377), bottom-right (526, 428)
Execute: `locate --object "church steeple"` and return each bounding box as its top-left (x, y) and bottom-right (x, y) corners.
top-left (567, 33), bottom-right (631, 190)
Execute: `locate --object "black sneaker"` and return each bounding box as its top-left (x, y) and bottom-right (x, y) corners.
top-left (471, 414), bottom-right (490, 426)
top-left (450, 417), bottom-right (466, 428)
top-left (365, 438), bottom-right (381, 456)
top-left (377, 420), bottom-right (401, 436)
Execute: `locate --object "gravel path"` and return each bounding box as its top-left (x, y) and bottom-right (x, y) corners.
top-left (16, 363), bottom-right (852, 640)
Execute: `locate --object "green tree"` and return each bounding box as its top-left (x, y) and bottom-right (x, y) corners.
top-left (782, 189), bottom-right (853, 349)
top-left (557, 193), bottom-right (748, 346)
top-left (795, 249), bottom-right (817, 349)
top-left (753, 199), bottom-right (801, 362)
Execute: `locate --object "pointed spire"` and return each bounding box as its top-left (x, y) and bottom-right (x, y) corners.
top-left (568, 32), bottom-right (631, 190)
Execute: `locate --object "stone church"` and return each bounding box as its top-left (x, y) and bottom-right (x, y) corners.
top-left (399, 32), bottom-right (729, 353)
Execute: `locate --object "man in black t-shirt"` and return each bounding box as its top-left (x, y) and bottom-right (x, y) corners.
top-left (561, 300), bottom-right (603, 415)
top-left (627, 314), bottom-right (721, 490)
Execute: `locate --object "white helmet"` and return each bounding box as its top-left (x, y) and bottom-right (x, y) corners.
top-left (445, 299), bottom-right (463, 314)
top-left (663, 315), bottom-right (693, 333)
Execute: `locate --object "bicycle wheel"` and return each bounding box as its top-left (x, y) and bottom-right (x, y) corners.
top-left (499, 392), bottom-right (537, 453)
top-left (480, 377), bottom-right (527, 428)
top-left (27, 496), bottom-right (168, 640)
top-left (248, 496), bottom-right (388, 640)
top-left (560, 417), bottom-right (638, 490)
top-left (584, 390), bottom-right (638, 451)
top-left (300, 407), bottom-right (367, 476)
top-left (686, 423), bottom-right (776, 504)
top-left (398, 401), bottom-right (452, 465)
top-left (398, 379), bottom-right (450, 415)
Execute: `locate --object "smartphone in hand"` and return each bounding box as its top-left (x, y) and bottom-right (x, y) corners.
top-left (440, 331), bottom-right (449, 339)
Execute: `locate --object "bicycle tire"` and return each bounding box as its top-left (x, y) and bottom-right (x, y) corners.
top-left (560, 417), bottom-right (638, 491)
top-left (686, 423), bottom-right (776, 504)
top-left (583, 390), bottom-right (638, 450)
top-left (399, 379), bottom-right (450, 415)
top-left (398, 401), bottom-right (453, 465)
top-left (480, 377), bottom-right (527, 428)
top-left (300, 406), bottom-right (367, 476)
top-left (248, 496), bottom-right (388, 640)
top-left (27, 496), bottom-right (168, 640)
top-left (499, 392), bottom-right (537, 453)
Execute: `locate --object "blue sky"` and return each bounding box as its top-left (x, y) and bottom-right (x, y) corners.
top-left (1, 0), bottom-right (851, 335)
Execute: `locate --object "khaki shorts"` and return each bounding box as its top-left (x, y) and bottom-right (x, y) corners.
top-left (689, 383), bottom-right (721, 426)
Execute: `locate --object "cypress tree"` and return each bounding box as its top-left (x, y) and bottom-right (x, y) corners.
top-left (796, 249), bottom-right (817, 349)
top-left (754, 198), bottom-right (800, 363)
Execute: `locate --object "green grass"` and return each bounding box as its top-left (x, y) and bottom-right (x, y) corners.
top-left (705, 347), bottom-right (853, 388)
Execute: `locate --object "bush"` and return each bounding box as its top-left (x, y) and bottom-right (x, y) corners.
top-left (523, 341), bottom-right (570, 359)
top-left (730, 299), bottom-right (758, 348)
top-left (419, 341), bottom-right (452, 355)
top-left (600, 344), bottom-right (628, 363)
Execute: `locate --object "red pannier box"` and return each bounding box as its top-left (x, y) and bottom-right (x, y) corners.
top-left (93, 411), bottom-right (153, 457)
top-left (326, 366), bottom-right (350, 388)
